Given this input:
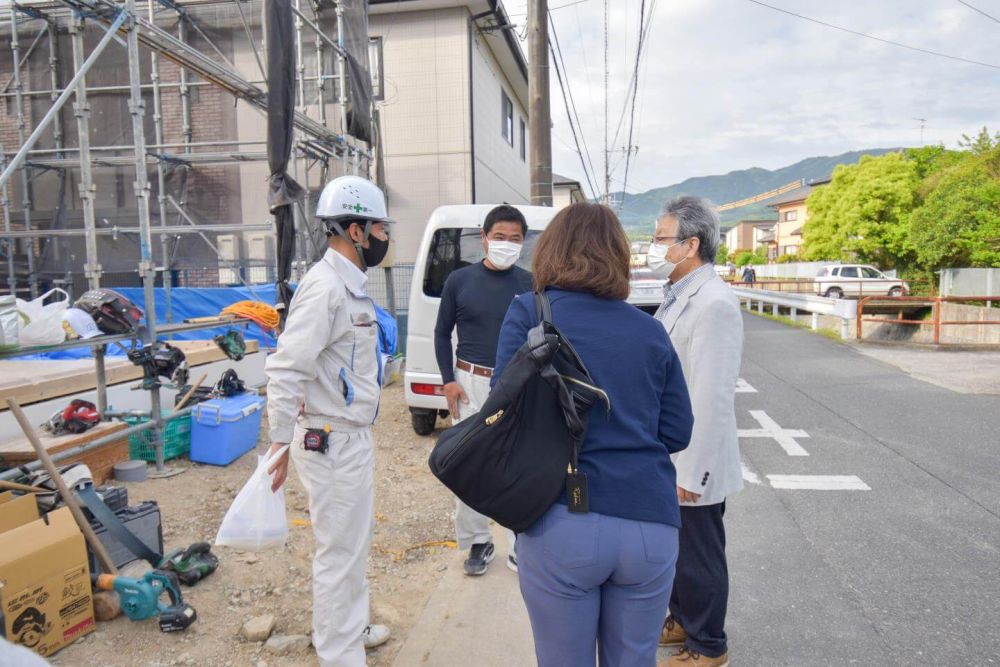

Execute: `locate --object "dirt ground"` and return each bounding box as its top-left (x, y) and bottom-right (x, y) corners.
top-left (49, 382), bottom-right (456, 667)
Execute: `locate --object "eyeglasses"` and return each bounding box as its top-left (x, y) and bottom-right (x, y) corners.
top-left (651, 236), bottom-right (684, 245)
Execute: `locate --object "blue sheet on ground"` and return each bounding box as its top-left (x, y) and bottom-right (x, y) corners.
top-left (14, 284), bottom-right (399, 359)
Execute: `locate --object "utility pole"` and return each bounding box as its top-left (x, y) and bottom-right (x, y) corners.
top-left (914, 117), bottom-right (927, 146)
top-left (528, 0), bottom-right (552, 206)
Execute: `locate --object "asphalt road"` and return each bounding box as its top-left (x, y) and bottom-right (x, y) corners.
top-left (724, 313), bottom-right (1000, 665)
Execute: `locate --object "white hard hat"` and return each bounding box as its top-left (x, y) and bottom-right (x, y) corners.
top-left (62, 307), bottom-right (101, 339)
top-left (315, 175), bottom-right (394, 224)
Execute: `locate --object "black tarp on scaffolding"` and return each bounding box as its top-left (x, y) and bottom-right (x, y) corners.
top-left (266, 0), bottom-right (304, 318)
top-left (341, 0), bottom-right (373, 144)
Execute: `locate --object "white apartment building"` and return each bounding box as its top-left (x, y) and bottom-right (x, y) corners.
top-left (370, 0), bottom-right (531, 263)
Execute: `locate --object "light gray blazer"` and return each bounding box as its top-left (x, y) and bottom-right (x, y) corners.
top-left (657, 267), bottom-right (744, 506)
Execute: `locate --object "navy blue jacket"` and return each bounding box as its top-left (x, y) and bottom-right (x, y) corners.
top-left (493, 288), bottom-right (694, 529)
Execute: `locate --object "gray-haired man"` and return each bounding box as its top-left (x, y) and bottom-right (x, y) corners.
top-left (647, 197), bottom-right (744, 667)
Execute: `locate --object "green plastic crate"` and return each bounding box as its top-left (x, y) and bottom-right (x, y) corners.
top-left (124, 412), bottom-right (192, 462)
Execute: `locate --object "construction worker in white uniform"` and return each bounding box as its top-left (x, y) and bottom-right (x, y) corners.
top-left (265, 175), bottom-right (393, 667)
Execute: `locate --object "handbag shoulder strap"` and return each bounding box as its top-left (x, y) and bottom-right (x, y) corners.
top-left (533, 291), bottom-right (553, 326)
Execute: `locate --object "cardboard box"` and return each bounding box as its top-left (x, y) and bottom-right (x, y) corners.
top-left (0, 506), bottom-right (95, 657)
top-left (0, 492), bottom-right (39, 534)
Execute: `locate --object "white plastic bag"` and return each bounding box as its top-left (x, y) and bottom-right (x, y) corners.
top-left (17, 288), bottom-right (69, 347)
top-left (215, 445), bottom-right (289, 551)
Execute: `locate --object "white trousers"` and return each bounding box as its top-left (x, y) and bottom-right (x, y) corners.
top-left (453, 367), bottom-right (516, 554)
top-left (290, 421), bottom-right (374, 667)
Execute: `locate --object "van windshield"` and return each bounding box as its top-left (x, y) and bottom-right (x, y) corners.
top-left (423, 228), bottom-right (542, 297)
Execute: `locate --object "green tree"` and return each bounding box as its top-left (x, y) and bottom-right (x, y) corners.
top-left (753, 245), bottom-right (769, 263)
top-left (734, 251), bottom-right (755, 267)
top-left (802, 153), bottom-right (919, 270)
top-left (909, 145), bottom-right (1000, 269)
top-left (958, 126), bottom-right (1000, 156)
top-left (716, 244), bottom-right (730, 265)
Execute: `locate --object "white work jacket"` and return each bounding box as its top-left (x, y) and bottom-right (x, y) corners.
top-left (266, 248), bottom-right (382, 444)
top-left (657, 268), bottom-right (744, 506)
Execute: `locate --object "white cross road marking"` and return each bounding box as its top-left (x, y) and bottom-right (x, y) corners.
top-left (741, 460), bottom-right (762, 485)
top-left (736, 378), bottom-right (757, 393)
top-left (766, 475), bottom-right (871, 491)
top-left (738, 410), bottom-right (810, 456)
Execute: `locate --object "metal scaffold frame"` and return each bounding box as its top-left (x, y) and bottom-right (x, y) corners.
top-left (0, 0), bottom-right (375, 473)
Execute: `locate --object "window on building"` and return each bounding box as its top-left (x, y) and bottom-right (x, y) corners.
top-left (501, 91), bottom-right (514, 146)
top-left (519, 117), bottom-right (526, 160)
top-left (369, 37), bottom-right (384, 102)
top-left (784, 210), bottom-right (798, 221)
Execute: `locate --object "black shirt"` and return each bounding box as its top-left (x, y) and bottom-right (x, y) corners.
top-left (434, 262), bottom-right (534, 384)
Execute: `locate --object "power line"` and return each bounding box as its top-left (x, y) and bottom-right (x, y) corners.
top-left (549, 14), bottom-right (597, 197)
top-left (955, 0), bottom-right (1000, 24)
top-left (619, 0), bottom-right (655, 203)
top-left (747, 0), bottom-right (1000, 70)
top-left (603, 0), bottom-right (610, 203)
top-left (610, 0), bottom-right (657, 151)
top-left (549, 9), bottom-right (600, 199)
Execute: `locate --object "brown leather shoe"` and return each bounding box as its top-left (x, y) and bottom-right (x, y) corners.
top-left (659, 617), bottom-right (687, 647)
top-left (665, 647), bottom-right (730, 667)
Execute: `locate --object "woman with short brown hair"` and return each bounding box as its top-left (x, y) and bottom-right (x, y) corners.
top-left (491, 202), bottom-right (694, 666)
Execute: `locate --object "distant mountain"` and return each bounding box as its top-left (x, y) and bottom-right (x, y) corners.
top-left (615, 148), bottom-right (898, 229)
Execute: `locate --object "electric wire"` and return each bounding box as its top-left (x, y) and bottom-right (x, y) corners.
top-left (955, 0), bottom-right (1000, 25)
top-left (619, 0), bottom-right (653, 206)
top-left (748, 0), bottom-right (1000, 70)
top-left (603, 0), bottom-right (610, 203)
top-left (549, 8), bottom-right (601, 199)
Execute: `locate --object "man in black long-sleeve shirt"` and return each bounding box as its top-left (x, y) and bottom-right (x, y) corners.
top-left (434, 205), bottom-right (533, 576)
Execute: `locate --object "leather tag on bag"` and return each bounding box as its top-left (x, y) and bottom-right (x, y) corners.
top-left (567, 470), bottom-right (589, 514)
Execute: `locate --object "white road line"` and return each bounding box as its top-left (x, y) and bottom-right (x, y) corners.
top-left (736, 378), bottom-right (757, 393)
top-left (737, 410), bottom-right (810, 456)
top-left (741, 460), bottom-right (762, 485)
top-left (767, 475), bottom-right (871, 491)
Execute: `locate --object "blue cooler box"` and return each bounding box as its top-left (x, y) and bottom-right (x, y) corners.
top-left (190, 392), bottom-right (265, 465)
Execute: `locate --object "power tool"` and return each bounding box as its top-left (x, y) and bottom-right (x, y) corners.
top-left (94, 570), bottom-right (197, 632)
top-left (160, 542), bottom-right (219, 586)
top-left (41, 399), bottom-right (101, 436)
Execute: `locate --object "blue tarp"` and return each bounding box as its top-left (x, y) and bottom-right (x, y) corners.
top-left (14, 284), bottom-right (400, 359)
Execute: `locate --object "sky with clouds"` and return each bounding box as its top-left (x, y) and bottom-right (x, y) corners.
top-left (502, 0), bottom-right (1000, 197)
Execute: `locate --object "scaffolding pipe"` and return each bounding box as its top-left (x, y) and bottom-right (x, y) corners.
top-left (0, 10), bottom-right (127, 191)
top-left (125, 0), bottom-right (165, 473)
top-left (178, 19), bottom-right (193, 149)
top-left (335, 0), bottom-right (348, 138)
top-left (46, 21), bottom-right (64, 156)
top-left (0, 25), bottom-right (47, 96)
top-left (0, 147), bottom-right (17, 294)
top-left (70, 15), bottom-right (102, 290)
top-left (9, 9), bottom-right (39, 297)
top-left (147, 0), bottom-right (172, 323)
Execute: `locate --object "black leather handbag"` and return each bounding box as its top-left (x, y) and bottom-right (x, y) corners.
top-left (428, 292), bottom-right (609, 533)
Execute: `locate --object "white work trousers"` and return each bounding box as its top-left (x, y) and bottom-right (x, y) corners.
top-left (290, 421), bottom-right (374, 667)
top-left (453, 367), bottom-right (516, 555)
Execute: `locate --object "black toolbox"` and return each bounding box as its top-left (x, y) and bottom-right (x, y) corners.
top-left (88, 500), bottom-right (164, 575)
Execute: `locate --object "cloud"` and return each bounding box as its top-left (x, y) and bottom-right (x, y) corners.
top-left (504, 0), bottom-right (1000, 195)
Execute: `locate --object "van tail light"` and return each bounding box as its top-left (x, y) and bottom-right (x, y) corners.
top-left (411, 383), bottom-right (446, 396)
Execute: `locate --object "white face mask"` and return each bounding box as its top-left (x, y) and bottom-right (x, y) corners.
top-left (486, 239), bottom-right (523, 270)
top-left (646, 239), bottom-right (689, 280)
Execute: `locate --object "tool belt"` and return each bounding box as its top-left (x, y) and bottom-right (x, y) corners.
top-left (456, 359), bottom-right (493, 378)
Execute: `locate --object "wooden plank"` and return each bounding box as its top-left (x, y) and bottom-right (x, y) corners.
top-left (0, 421), bottom-right (131, 485)
top-left (0, 340), bottom-right (259, 408)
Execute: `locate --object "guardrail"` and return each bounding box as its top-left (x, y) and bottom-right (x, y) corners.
top-left (731, 287), bottom-right (858, 339)
top-left (856, 295), bottom-right (1000, 344)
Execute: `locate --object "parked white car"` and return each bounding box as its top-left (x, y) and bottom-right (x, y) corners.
top-left (627, 267), bottom-right (665, 315)
top-left (815, 264), bottom-right (909, 298)
top-left (404, 205), bottom-right (555, 436)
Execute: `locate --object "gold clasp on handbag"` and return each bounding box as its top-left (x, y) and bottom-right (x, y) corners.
top-left (485, 409), bottom-right (504, 426)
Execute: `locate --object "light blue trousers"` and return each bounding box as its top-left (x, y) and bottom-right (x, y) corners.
top-left (518, 504), bottom-right (679, 667)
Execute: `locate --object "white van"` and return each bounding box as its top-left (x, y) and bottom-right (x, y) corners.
top-left (404, 204), bottom-right (555, 435)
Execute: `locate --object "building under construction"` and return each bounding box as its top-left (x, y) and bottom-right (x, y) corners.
top-left (0, 0), bottom-right (376, 300)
